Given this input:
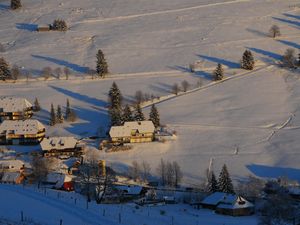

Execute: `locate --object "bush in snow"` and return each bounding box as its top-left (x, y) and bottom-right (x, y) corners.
top-left (52, 19), bottom-right (68, 31)
top-left (11, 0), bottom-right (22, 10)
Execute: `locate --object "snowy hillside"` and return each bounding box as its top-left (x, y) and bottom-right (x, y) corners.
top-left (1, 0), bottom-right (300, 184)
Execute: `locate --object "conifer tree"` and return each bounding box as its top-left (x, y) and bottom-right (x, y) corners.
top-left (56, 105), bottom-right (64, 123)
top-left (149, 104), bottom-right (160, 128)
top-left (241, 50), bottom-right (255, 70)
top-left (213, 63), bottom-right (224, 81)
top-left (11, 0), bottom-right (22, 10)
top-left (108, 82), bottom-right (123, 126)
top-left (218, 164), bottom-right (235, 194)
top-left (33, 98), bottom-right (41, 112)
top-left (0, 57), bottom-right (11, 81)
top-left (123, 104), bottom-right (133, 122)
top-left (49, 104), bottom-right (56, 126)
top-left (96, 49), bottom-right (108, 78)
top-left (134, 104), bottom-right (145, 121)
top-left (207, 171), bottom-right (218, 193)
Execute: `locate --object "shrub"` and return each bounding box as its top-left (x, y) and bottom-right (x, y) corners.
top-left (52, 19), bottom-right (67, 31)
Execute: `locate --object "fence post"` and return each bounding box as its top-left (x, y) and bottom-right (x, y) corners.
top-left (20, 211), bottom-right (24, 222)
top-left (60, 219), bottom-right (63, 225)
top-left (103, 209), bottom-right (105, 216)
top-left (119, 213), bottom-right (121, 224)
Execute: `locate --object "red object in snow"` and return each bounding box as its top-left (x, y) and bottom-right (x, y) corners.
top-left (63, 182), bottom-right (74, 191)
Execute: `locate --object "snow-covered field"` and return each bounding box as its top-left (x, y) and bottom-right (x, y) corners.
top-left (0, 184), bottom-right (257, 225)
top-left (1, 0), bottom-right (300, 221)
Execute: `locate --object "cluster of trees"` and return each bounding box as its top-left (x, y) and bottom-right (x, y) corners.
top-left (42, 67), bottom-right (70, 80)
top-left (171, 80), bottom-right (191, 95)
top-left (206, 164), bottom-right (235, 194)
top-left (108, 82), bottom-right (160, 127)
top-left (0, 57), bottom-right (12, 81)
top-left (52, 19), bottom-right (68, 31)
top-left (157, 159), bottom-right (183, 187)
top-left (49, 99), bottom-right (76, 126)
top-left (129, 160), bottom-right (151, 182)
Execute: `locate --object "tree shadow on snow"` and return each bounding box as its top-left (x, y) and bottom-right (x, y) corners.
top-left (49, 85), bottom-right (107, 108)
top-left (247, 164), bottom-right (300, 182)
top-left (277, 39), bottom-right (300, 50)
top-left (246, 47), bottom-right (282, 63)
top-left (16, 23), bottom-right (38, 32)
top-left (169, 65), bottom-right (212, 80)
top-left (32, 55), bottom-right (90, 74)
top-left (197, 54), bottom-right (240, 69)
top-left (282, 13), bottom-right (300, 21)
top-left (272, 17), bottom-right (300, 29)
top-left (246, 28), bottom-right (267, 37)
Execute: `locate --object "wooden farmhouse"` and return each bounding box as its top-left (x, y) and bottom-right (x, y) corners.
top-left (40, 137), bottom-right (84, 158)
top-left (0, 159), bottom-right (27, 184)
top-left (0, 97), bottom-right (33, 121)
top-left (109, 121), bottom-right (155, 144)
top-left (201, 192), bottom-right (254, 216)
top-left (0, 119), bottom-right (45, 145)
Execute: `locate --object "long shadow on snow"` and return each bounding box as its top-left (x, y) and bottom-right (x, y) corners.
top-left (0, 4), bottom-right (9, 10)
top-left (49, 85), bottom-right (106, 108)
top-left (64, 106), bottom-right (109, 137)
top-left (170, 65), bottom-right (212, 80)
top-left (247, 164), bottom-right (300, 182)
top-left (16, 23), bottom-right (38, 31)
top-left (283, 13), bottom-right (300, 21)
top-left (32, 55), bottom-right (90, 74)
top-left (247, 47), bottom-right (282, 62)
top-left (197, 54), bottom-right (240, 69)
top-left (246, 28), bottom-right (267, 37)
top-left (277, 39), bottom-right (300, 49)
top-left (272, 17), bottom-right (300, 29)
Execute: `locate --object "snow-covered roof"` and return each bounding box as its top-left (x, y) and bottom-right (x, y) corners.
top-left (1, 172), bottom-right (20, 182)
top-left (115, 185), bottom-right (144, 195)
top-left (0, 119), bottom-right (45, 135)
top-left (0, 159), bottom-right (25, 170)
top-left (47, 173), bottom-right (74, 188)
top-left (109, 121), bottom-right (155, 138)
top-left (0, 97), bottom-right (32, 112)
top-left (40, 137), bottom-right (79, 151)
top-left (201, 192), bottom-right (253, 209)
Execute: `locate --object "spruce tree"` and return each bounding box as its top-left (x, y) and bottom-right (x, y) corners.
top-left (33, 98), bottom-right (41, 112)
top-left (218, 164), bottom-right (235, 194)
top-left (207, 171), bottom-right (218, 193)
top-left (49, 104), bottom-right (56, 126)
top-left (134, 104), bottom-right (145, 121)
top-left (213, 63), bottom-right (224, 81)
top-left (241, 50), bottom-right (255, 70)
top-left (108, 82), bottom-right (122, 109)
top-left (11, 0), bottom-right (22, 10)
top-left (123, 104), bottom-right (133, 122)
top-left (65, 99), bottom-right (71, 120)
top-left (56, 105), bottom-right (64, 123)
top-left (0, 57), bottom-right (11, 81)
top-left (96, 49), bottom-right (108, 78)
top-left (149, 104), bottom-right (160, 128)
top-left (108, 82), bottom-right (123, 126)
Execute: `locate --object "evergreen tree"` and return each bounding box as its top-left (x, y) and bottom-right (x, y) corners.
top-left (108, 82), bottom-right (123, 126)
top-left (56, 105), bottom-right (64, 123)
top-left (149, 104), bottom-right (160, 128)
top-left (65, 99), bottom-right (71, 120)
top-left (96, 49), bottom-right (108, 78)
top-left (0, 57), bottom-right (11, 81)
top-left (108, 82), bottom-right (122, 109)
top-left (213, 63), bottom-right (224, 81)
top-left (11, 0), bottom-right (22, 10)
top-left (218, 164), bottom-right (235, 194)
top-left (207, 171), bottom-right (218, 193)
top-left (49, 104), bottom-right (56, 126)
top-left (33, 98), bottom-right (41, 112)
top-left (134, 104), bottom-right (145, 121)
top-left (123, 104), bottom-right (133, 122)
top-left (109, 107), bottom-right (123, 126)
top-left (241, 50), bottom-right (255, 70)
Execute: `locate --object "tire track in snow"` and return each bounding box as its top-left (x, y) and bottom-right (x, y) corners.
top-left (73, 0), bottom-right (251, 25)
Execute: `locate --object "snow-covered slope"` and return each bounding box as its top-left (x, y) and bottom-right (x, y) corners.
top-left (1, 0), bottom-right (300, 184)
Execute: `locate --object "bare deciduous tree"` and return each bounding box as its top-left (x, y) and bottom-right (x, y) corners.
top-left (181, 80), bottom-right (190, 92)
top-left (129, 160), bottom-right (141, 181)
top-left (157, 158), bottom-right (166, 186)
top-left (172, 83), bottom-right (180, 95)
top-left (269, 25), bottom-right (281, 38)
top-left (141, 161), bottom-right (151, 182)
top-left (282, 48), bottom-right (297, 68)
top-left (64, 67), bottom-right (70, 80)
top-left (42, 67), bottom-right (52, 80)
top-left (135, 90), bottom-right (144, 104)
top-left (11, 65), bottom-right (20, 80)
